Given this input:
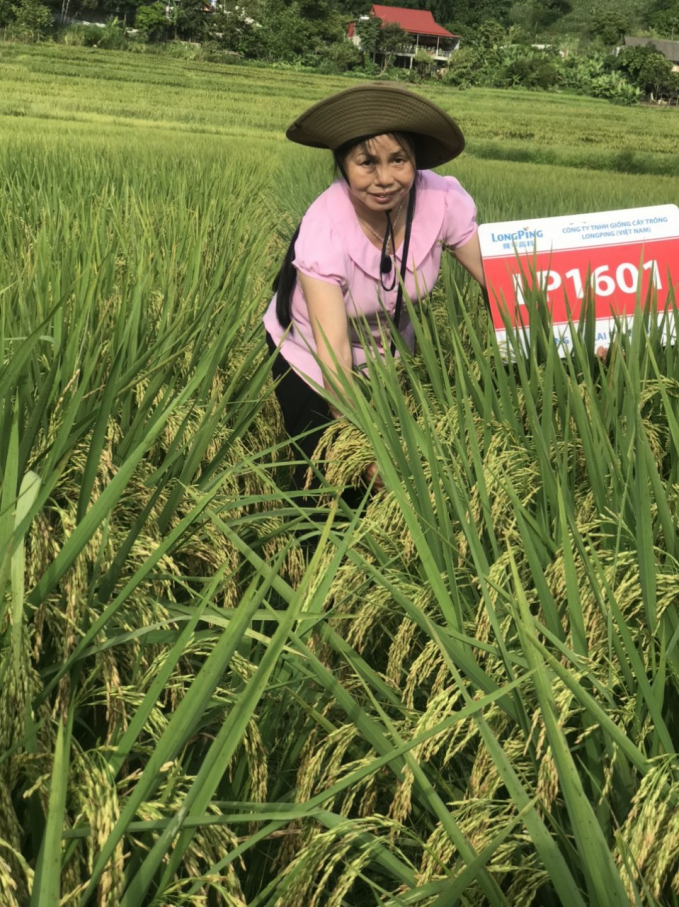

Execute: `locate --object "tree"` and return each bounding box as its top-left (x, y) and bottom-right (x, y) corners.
top-left (378, 20), bottom-right (408, 69)
top-left (509, 0), bottom-right (571, 35)
top-left (135, 1), bottom-right (169, 39)
top-left (335, 0), bottom-right (371, 13)
top-left (173, 0), bottom-right (209, 40)
top-left (380, 20), bottom-right (407, 50)
top-left (590, 10), bottom-right (632, 46)
top-left (613, 43), bottom-right (673, 97)
top-left (212, 6), bottom-right (246, 52)
top-left (355, 12), bottom-right (380, 56)
top-left (10, 0), bottom-right (52, 38)
top-left (324, 38), bottom-right (362, 70)
top-left (637, 51), bottom-right (673, 96)
top-left (498, 50), bottom-right (559, 87)
top-left (354, 12), bottom-right (407, 69)
top-left (249, 0), bottom-right (343, 62)
top-left (80, 0), bottom-right (147, 27)
top-left (412, 46), bottom-right (435, 78)
top-left (447, 0), bottom-right (512, 31)
top-left (0, 0), bottom-right (14, 26)
top-left (476, 17), bottom-right (505, 48)
top-left (298, 0), bottom-right (333, 20)
top-left (647, 3), bottom-right (679, 38)
top-left (427, 0), bottom-right (455, 22)
top-left (467, 18), bottom-right (505, 81)
top-left (210, 0), bottom-right (265, 55)
top-left (440, 45), bottom-right (480, 86)
top-left (645, 0), bottom-right (679, 32)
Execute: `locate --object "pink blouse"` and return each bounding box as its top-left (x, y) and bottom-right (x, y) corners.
top-left (263, 168), bottom-right (477, 388)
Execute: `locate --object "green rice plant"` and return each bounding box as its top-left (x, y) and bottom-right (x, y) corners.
top-left (0, 142), bottom-right (309, 905)
top-left (263, 267), bottom-right (679, 904)
top-left (4, 48), bottom-right (679, 905)
top-left (2, 44), bottom-right (679, 181)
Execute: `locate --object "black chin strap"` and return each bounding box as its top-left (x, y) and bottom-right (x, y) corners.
top-left (380, 212), bottom-right (397, 292)
top-left (390, 182), bottom-right (416, 356)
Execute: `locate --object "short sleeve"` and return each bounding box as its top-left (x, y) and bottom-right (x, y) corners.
top-left (441, 176), bottom-right (477, 250)
top-left (293, 209), bottom-right (347, 287)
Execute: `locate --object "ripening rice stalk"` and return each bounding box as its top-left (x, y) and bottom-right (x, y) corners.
top-left (257, 268), bottom-right (679, 906)
top-left (0, 143), bottom-right (307, 905)
top-left (4, 57), bottom-right (679, 905)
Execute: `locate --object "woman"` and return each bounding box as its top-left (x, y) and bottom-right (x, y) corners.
top-left (263, 83), bottom-right (485, 492)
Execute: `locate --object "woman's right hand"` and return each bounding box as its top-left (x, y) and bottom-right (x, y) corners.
top-left (300, 273), bottom-right (353, 395)
top-left (364, 462), bottom-right (384, 491)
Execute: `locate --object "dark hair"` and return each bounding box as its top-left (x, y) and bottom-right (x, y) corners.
top-left (274, 132), bottom-right (418, 328)
top-left (274, 224), bottom-right (301, 328)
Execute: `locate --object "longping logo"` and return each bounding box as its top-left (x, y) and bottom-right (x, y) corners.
top-left (490, 228), bottom-right (544, 243)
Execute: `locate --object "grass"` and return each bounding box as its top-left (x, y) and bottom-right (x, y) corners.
top-left (2, 44), bottom-right (679, 172)
top-left (2, 44), bottom-right (679, 906)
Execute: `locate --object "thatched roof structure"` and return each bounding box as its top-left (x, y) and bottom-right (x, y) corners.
top-left (624, 36), bottom-right (679, 64)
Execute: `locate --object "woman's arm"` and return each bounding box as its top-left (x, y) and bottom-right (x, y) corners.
top-left (299, 272), bottom-right (352, 418)
top-left (299, 273), bottom-right (384, 488)
top-left (450, 231), bottom-right (486, 289)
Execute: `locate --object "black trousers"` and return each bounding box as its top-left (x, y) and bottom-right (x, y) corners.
top-left (266, 332), bottom-right (334, 490)
top-left (266, 332), bottom-right (366, 508)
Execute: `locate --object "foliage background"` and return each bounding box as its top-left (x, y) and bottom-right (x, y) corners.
top-left (3, 0), bottom-right (679, 102)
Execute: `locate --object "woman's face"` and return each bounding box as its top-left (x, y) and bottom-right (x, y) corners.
top-left (342, 134), bottom-right (416, 217)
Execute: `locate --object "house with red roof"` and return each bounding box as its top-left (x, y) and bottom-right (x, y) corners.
top-left (348, 4), bottom-right (459, 68)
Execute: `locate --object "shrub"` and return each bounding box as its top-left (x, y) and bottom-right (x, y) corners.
top-left (78, 23), bottom-right (106, 46)
top-left (76, 17), bottom-right (128, 49)
top-left (135, 1), bottom-right (169, 41)
top-left (8, 0), bottom-right (52, 40)
top-left (0, 0), bottom-right (13, 27)
top-left (412, 46), bottom-right (435, 79)
top-left (589, 70), bottom-right (641, 103)
top-left (589, 9), bottom-right (633, 46)
top-left (135, 39), bottom-right (202, 57)
top-left (323, 39), bottom-right (362, 72)
top-left (58, 24), bottom-right (87, 45)
top-left (498, 54), bottom-right (560, 89)
top-left (361, 59), bottom-right (380, 77)
top-left (561, 53), bottom-right (641, 103)
top-left (440, 46), bottom-right (480, 87)
top-left (647, 6), bottom-right (679, 39)
top-left (613, 44), bottom-right (674, 96)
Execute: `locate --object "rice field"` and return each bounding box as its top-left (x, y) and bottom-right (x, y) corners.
top-left (3, 43), bottom-right (679, 906)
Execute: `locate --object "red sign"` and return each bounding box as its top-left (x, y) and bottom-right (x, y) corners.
top-left (479, 206), bottom-right (679, 353)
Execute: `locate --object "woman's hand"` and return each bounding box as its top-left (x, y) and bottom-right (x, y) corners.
top-left (299, 273), bottom-right (353, 400)
top-left (364, 462), bottom-right (384, 491)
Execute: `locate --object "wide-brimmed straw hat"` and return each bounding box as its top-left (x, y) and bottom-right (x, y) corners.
top-left (285, 83), bottom-right (464, 169)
